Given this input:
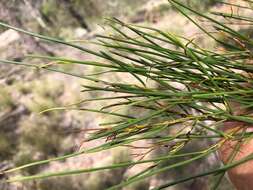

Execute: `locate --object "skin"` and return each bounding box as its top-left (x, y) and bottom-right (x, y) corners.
top-left (218, 121), bottom-right (253, 190)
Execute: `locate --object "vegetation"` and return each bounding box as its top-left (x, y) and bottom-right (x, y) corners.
top-left (0, 0), bottom-right (253, 189)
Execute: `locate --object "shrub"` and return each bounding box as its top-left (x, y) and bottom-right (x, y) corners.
top-left (1, 0), bottom-right (253, 189)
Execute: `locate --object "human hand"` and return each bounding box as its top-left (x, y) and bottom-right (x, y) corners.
top-left (218, 121), bottom-right (253, 190)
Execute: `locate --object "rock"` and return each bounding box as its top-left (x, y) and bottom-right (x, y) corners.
top-left (74, 27), bottom-right (88, 38)
top-left (0, 30), bottom-right (20, 49)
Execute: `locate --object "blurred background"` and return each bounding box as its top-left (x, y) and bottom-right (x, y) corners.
top-left (0, 0), bottom-right (240, 189)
